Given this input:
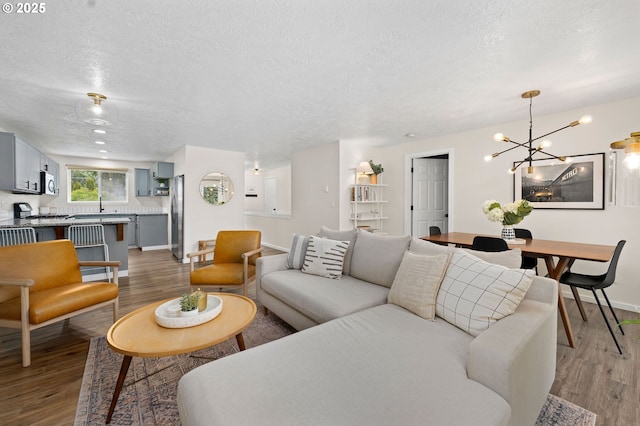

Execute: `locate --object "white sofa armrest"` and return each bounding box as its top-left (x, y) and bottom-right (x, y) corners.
top-left (256, 253), bottom-right (288, 292)
top-left (467, 276), bottom-right (558, 426)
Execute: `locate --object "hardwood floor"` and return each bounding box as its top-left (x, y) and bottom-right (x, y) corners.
top-left (1, 248), bottom-right (638, 425)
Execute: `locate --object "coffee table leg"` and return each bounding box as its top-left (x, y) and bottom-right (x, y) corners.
top-left (106, 355), bottom-right (133, 424)
top-left (235, 333), bottom-right (246, 351)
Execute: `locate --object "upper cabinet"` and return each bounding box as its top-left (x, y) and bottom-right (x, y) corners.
top-left (151, 161), bottom-right (173, 196)
top-left (0, 132), bottom-right (58, 195)
top-left (135, 162), bottom-right (174, 197)
top-left (135, 168), bottom-right (151, 196)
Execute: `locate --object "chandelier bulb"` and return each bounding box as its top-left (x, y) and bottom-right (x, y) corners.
top-left (539, 140), bottom-right (552, 149)
top-left (493, 133), bottom-right (506, 142)
top-left (508, 167), bottom-right (517, 174)
top-left (484, 155), bottom-right (493, 162)
top-left (579, 115), bottom-right (592, 125)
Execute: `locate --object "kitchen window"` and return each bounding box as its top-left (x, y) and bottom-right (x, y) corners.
top-left (68, 167), bottom-right (128, 202)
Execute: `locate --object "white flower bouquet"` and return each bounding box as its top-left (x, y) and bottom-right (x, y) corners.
top-left (482, 199), bottom-right (533, 226)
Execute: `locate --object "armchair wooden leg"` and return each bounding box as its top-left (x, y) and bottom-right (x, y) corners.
top-left (22, 324), bottom-right (31, 367)
top-left (263, 307), bottom-right (268, 315)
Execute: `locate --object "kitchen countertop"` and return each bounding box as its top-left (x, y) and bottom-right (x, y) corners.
top-left (0, 216), bottom-right (131, 228)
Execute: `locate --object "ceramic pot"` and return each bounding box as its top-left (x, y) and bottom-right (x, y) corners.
top-left (501, 225), bottom-right (515, 240)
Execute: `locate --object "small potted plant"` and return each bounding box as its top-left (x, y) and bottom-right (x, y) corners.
top-left (180, 292), bottom-right (201, 317)
top-left (368, 160), bottom-right (383, 184)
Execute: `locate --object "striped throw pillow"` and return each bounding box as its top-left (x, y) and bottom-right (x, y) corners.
top-left (301, 236), bottom-right (350, 279)
top-left (287, 234), bottom-right (310, 269)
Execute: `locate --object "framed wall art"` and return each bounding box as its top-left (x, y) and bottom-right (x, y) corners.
top-left (513, 152), bottom-right (605, 210)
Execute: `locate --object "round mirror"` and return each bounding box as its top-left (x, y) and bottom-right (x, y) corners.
top-left (199, 172), bottom-right (235, 205)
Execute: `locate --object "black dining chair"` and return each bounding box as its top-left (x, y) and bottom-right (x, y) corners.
top-left (559, 240), bottom-right (626, 354)
top-left (471, 236), bottom-right (509, 252)
top-left (429, 226), bottom-right (441, 236)
top-left (514, 228), bottom-right (538, 272)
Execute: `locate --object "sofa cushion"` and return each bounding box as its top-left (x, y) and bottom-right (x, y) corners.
top-left (286, 234), bottom-right (309, 269)
top-left (301, 236), bottom-right (350, 279)
top-left (349, 230), bottom-right (411, 288)
top-left (178, 304), bottom-right (510, 425)
top-left (318, 226), bottom-right (357, 275)
top-left (261, 270), bottom-right (389, 324)
top-left (461, 247), bottom-right (523, 269)
top-left (388, 251), bottom-right (451, 320)
top-left (436, 249), bottom-right (535, 336)
top-left (409, 237), bottom-right (455, 255)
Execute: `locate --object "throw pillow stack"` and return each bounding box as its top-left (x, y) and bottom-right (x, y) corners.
top-left (387, 240), bottom-right (535, 335)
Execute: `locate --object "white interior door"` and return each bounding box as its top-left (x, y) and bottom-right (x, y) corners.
top-left (412, 157), bottom-right (448, 237)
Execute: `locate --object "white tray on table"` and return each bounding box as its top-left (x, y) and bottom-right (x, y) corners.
top-left (155, 295), bottom-right (223, 328)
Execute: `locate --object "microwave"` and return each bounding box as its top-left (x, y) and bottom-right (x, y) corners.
top-left (41, 172), bottom-right (56, 195)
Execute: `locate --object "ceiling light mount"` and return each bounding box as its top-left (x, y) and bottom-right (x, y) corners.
top-left (75, 92), bottom-right (117, 126)
top-left (485, 90), bottom-right (591, 174)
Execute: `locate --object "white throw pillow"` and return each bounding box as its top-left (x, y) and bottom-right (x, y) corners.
top-left (388, 251), bottom-right (452, 320)
top-left (301, 236), bottom-right (350, 279)
top-left (287, 234), bottom-right (309, 269)
top-left (409, 237), bottom-right (455, 256)
top-left (436, 249), bottom-right (535, 336)
top-left (461, 247), bottom-right (522, 269)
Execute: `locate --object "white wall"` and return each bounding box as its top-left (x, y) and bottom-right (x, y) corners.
top-left (169, 145), bottom-right (245, 260)
top-left (244, 163), bottom-right (292, 215)
top-left (245, 142), bottom-right (341, 249)
top-left (379, 96), bottom-right (640, 310)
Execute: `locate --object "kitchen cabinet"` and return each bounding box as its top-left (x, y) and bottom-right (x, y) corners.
top-left (137, 214), bottom-right (168, 250)
top-left (151, 161), bottom-right (173, 196)
top-left (0, 132), bottom-right (42, 194)
top-left (135, 168), bottom-right (151, 196)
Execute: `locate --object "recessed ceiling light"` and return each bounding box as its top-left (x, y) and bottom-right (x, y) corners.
top-left (100, 156), bottom-right (108, 159)
top-left (404, 133), bottom-right (416, 138)
top-left (93, 129), bottom-right (106, 134)
top-left (95, 141), bottom-right (105, 145)
top-left (99, 149), bottom-right (107, 153)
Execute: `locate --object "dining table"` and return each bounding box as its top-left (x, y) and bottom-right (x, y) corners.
top-left (422, 232), bottom-right (617, 349)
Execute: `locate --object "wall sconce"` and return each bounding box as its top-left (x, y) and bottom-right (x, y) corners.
top-left (610, 132), bottom-right (640, 171)
top-left (356, 161), bottom-right (374, 184)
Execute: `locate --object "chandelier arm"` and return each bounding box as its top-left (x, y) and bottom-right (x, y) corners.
top-left (529, 124), bottom-right (573, 143)
top-left (535, 149), bottom-right (566, 160)
top-left (493, 144), bottom-right (527, 157)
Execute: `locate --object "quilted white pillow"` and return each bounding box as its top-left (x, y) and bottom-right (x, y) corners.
top-left (301, 236), bottom-right (350, 279)
top-left (436, 249), bottom-right (535, 336)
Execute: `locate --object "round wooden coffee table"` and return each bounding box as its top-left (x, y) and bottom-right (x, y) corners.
top-left (105, 293), bottom-right (256, 423)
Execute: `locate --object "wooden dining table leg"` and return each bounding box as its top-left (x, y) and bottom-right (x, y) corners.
top-left (570, 286), bottom-right (589, 321)
top-left (106, 355), bottom-right (133, 424)
top-left (544, 256), bottom-right (576, 348)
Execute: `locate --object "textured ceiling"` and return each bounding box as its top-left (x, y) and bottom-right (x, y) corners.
top-left (1, 0), bottom-right (639, 170)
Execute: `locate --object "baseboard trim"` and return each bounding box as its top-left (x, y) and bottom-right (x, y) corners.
top-left (561, 289), bottom-right (640, 314)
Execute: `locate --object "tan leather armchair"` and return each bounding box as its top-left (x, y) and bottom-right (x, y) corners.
top-left (0, 239), bottom-right (120, 367)
top-left (187, 230), bottom-right (262, 297)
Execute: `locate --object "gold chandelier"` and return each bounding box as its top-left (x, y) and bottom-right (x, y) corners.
top-left (484, 90), bottom-right (592, 174)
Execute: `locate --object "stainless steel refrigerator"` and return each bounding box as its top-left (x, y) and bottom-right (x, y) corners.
top-left (171, 174), bottom-right (184, 260)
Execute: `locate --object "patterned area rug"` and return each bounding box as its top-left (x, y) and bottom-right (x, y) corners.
top-left (75, 311), bottom-right (596, 426)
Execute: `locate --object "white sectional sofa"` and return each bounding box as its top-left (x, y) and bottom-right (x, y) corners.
top-left (178, 228), bottom-right (558, 426)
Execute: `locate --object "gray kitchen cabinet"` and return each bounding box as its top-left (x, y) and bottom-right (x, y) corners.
top-left (135, 168), bottom-right (151, 196)
top-left (151, 161), bottom-right (173, 196)
top-left (0, 132), bottom-right (41, 194)
top-left (125, 214), bottom-right (137, 247)
top-left (137, 214), bottom-right (168, 249)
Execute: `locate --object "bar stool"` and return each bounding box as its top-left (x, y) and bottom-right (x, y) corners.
top-left (429, 226), bottom-right (441, 236)
top-left (0, 227), bottom-right (36, 246)
top-left (68, 224), bottom-right (111, 282)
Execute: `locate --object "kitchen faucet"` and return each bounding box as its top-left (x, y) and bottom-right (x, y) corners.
top-left (99, 197), bottom-right (105, 213)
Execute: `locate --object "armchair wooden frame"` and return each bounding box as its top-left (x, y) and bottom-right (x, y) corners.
top-left (0, 260), bottom-right (120, 367)
top-left (187, 245), bottom-right (263, 297)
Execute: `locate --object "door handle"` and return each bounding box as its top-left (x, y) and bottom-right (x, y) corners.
top-left (445, 214), bottom-right (449, 218)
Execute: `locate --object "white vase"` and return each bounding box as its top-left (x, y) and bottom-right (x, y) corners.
top-left (501, 225), bottom-right (516, 241)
